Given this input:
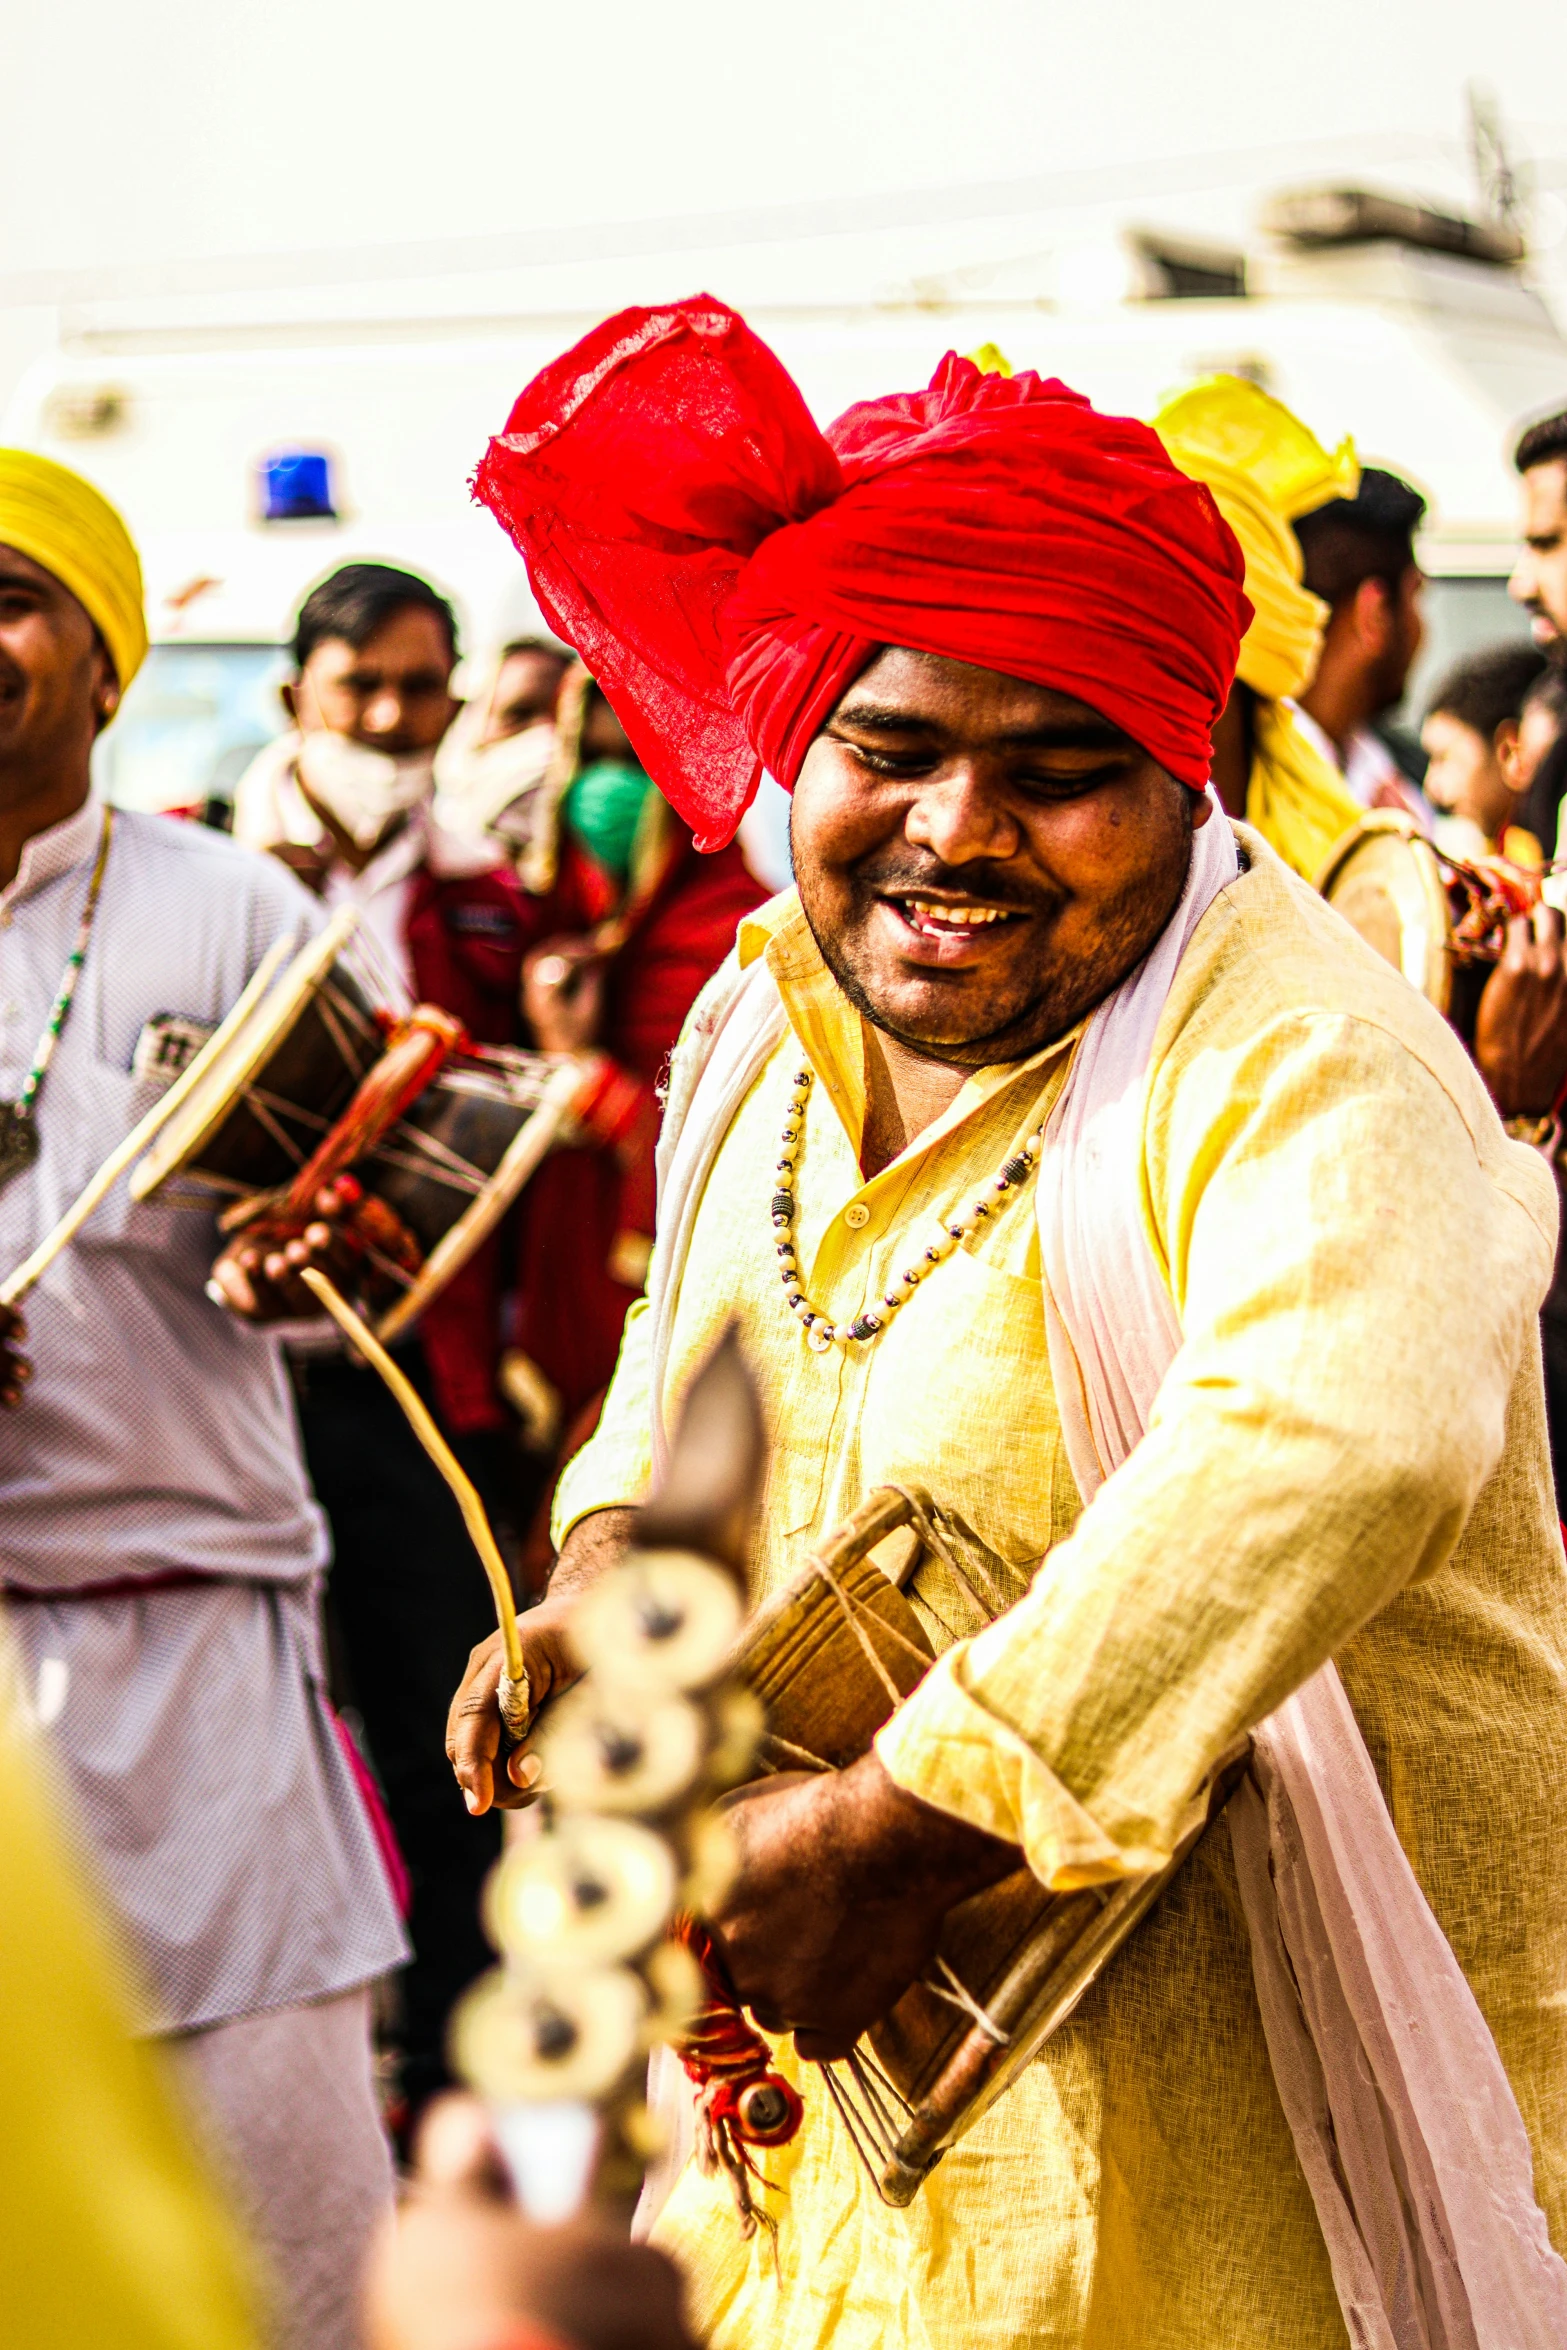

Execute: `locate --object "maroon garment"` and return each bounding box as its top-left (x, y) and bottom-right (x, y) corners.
top-left (402, 864), bottom-right (530, 1434)
top-left (473, 296), bottom-right (1251, 848)
top-left (509, 830), bottom-right (766, 1422)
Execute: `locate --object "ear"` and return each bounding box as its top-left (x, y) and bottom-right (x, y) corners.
top-left (89, 641), bottom-right (122, 735)
top-left (1351, 575), bottom-right (1393, 655)
top-left (1495, 717), bottom-right (1524, 791)
top-left (279, 678), bottom-right (300, 725)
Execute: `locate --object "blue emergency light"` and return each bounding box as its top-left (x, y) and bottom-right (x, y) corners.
top-left (258, 449), bottom-right (336, 522)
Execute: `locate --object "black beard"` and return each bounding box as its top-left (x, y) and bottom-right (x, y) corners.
top-left (796, 834), bottom-right (1193, 1069)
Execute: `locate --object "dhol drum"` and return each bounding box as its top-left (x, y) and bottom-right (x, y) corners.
top-left (729, 1488), bottom-right (1247, 2207)
top-left (132, 908), bottom-right (594, 1341)
top-left (1317, 809), bottom-right (1549, 1021)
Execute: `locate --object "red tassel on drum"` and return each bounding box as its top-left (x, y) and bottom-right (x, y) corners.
top-left (671, 1916), bottom-right (802, 2239)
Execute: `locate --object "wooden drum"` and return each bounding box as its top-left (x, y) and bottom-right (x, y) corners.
top-left (132, 908), bottom-right (593, 1342)
top-left (732, 1488), bottom-right (1246, 2207)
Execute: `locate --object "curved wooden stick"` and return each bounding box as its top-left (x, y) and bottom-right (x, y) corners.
top-left (299, 1266), bottom-right (531, 1734)
top-left (0, 931), bottom-right (297, 1310)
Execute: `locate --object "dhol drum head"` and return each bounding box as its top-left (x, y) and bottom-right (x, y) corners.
top-left (131, 910), bottom-right (382, 1200)
top-left (1316, 811), bottom-right (1451, 1013)
top-left (365, 1048), bottom-right (562, 1254)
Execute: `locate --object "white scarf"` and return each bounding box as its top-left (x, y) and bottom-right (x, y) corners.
top-left (649, 822), bottom-right (1567, 2340)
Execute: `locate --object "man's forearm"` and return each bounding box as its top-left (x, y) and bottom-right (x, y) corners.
top-left (545, 1505), bottom-right (639, 1607)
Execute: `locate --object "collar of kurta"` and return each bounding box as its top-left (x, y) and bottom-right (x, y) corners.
top-left (739, 887), bottom-right (1083, 1174)
top-left (0, 795), bottom-right (102, 917)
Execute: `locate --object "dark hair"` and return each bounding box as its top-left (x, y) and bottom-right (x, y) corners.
top-left (1514, 409), bottom-right (1567, 476)
top-left (1523, 663), bottom-right (1567, 722)
top-left (1294, 467), bottom-right (1428, 609)
top-left (291, 562), bottom-right (458, 670)
top-left (1425, 640), bottom-right (1546, 741)
top-left (499, 635), bottom-right (570, 663)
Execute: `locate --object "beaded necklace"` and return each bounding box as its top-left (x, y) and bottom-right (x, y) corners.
top-left (0, 806), bottom-right (115, 1190)
top-left (771, 1062), bottom-right (1046, 1354)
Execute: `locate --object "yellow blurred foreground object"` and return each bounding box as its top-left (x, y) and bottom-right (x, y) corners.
top-left (0, 1646), bottom-right (260, 2349)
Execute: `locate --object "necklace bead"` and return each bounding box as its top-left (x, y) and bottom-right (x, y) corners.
top-left (772, 1066), bottom-right (1046, 1352)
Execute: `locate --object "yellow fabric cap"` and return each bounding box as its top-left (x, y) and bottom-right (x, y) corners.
top-left (0, 449), bottom-right (148, 692)
top-left (1153, 379), bottom-right (1361, 874)
top-left (966, 342), bottom-right (1014, 378)
top-left (1153, 376), bottom-right (1358, 702)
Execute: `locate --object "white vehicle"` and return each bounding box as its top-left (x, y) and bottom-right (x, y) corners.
top-left (7, 184), bottom-right (1565, 816)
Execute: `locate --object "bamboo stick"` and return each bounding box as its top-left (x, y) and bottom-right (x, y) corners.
top-left (300, 1266), bottom-right (531, 1736)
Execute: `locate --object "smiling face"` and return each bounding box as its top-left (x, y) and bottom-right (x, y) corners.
top-left (0, 542), bottom-right (119, 811)
top-left (789, 647), bottom-right (1206, 1067)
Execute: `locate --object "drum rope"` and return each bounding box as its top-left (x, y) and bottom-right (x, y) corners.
top-left (881, 1484), bottom-right (1011, 1621)
top-left (923, 1955), bottom-right (1010, 2045)
top-left (310, 978), bottom-right (379, 1076)
top-left (756, 1730), bottom-right (834, 1774)
top-left (367, 1124), bottom-right (491, 1195)
top-left (806, 1553), bottom-right (907, 1711)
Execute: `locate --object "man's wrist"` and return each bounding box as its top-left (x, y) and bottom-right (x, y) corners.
top-left (839, 1750), bottom-right (1019, 1907)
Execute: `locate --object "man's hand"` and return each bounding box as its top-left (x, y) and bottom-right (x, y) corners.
top-left (208, 1179), bottom-right (367, 1321)
top-left (446, 1508), bottom-right (637, 1815)
top-left (1475, 904), bottom-right (1567, 1118)
top-left (0, 1302), bottom-right (31, 1409)
top-left (707, 1751), bottom-right (1020, 2061)
top-left (363, 2092), bottom-right (695, 2350)
top-left (524, 939), bottom-right (605, 1057)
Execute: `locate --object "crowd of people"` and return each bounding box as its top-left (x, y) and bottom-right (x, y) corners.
top-left (6, 310), bottom-right (1567, 2350)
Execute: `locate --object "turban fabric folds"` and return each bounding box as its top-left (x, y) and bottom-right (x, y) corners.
top-left (1153, 376), bottom-right (1358, 703)
top-left (1153, 378), bottom-right (1363, 878)
top-left (473, 299), bottom-right (1251, 850)
top-left (0, 450), bottom-right (147, 694)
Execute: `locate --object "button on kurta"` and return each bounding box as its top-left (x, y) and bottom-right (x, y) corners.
top-left (843, 1201), bottom-right (870, 1229)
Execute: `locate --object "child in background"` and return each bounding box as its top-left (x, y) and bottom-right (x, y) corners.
top-left (1420, 640), bottom-right (1548, 861)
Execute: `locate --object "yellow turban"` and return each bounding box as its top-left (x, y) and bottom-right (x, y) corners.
top-left (1152, 377), bottom-right (1362, 878)
top-left (0, 450), bottom-right (148, 694)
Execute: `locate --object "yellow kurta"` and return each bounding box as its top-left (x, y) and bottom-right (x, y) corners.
top-left (556, 832), bottom-right (1567, 2350)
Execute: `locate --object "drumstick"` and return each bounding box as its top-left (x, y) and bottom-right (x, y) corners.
top-left (0, 931), bottom-right (297, 1311)
top-left (299, 1266), bottom-right (532, 1740)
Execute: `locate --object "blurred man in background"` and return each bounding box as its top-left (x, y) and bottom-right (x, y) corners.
top-left (1293, 466), bottom-right (1431, 823)
top-left (453, 658), bottom-right (766, 1583)
top-left (1152, 375), bottom-right (1363, 878)
top-left (0, 452), bottom-right (404, 2350)
top-left (232, 562), bottom-right (528, 2133)
top-left (1512, 409), bottom-right (1567, 660)
top-left (431, 635), bottom-right (571, 872)
top-left (1511, 411), bottom-right (1567, 856)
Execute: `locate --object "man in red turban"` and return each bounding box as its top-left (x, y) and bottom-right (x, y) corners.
top-left (472, 296), bottom-right (1248, 846)
top-left (450, 302), bottom-right (1567, 2350)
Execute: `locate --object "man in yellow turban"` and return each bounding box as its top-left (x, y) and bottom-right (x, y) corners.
top-left (0, 448), bottom-right (149, 703)
top-left (1154, 377), bottom-right (1364, 878)
top-left (0, 449), bottom-right (407, 2349)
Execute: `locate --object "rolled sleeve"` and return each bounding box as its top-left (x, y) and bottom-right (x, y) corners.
top-left (883, 1008), bottom-right (1556, 1887)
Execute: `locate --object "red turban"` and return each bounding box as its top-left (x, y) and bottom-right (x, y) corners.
top-left (474, 297), bottom-right (1250, 851)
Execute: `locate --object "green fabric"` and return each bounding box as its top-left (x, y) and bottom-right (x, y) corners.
top-left (563, 760), bottom-right (653, 883)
